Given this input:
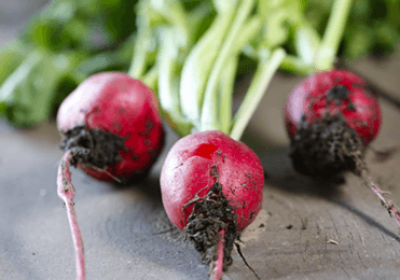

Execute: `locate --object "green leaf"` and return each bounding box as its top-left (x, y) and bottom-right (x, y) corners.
top-left (0, 41), bottom-right (27, 86)
top-left (343, 24), bottom-right (373, 58)
top-left (21, 0), bottom-right (139, 52)
top-left (78, 36), bottom-right (135, 75)
top-left (0, 50), bottom-right (80, 126)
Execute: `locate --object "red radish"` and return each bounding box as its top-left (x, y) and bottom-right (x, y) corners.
top-left (285, 69), bottom-right (400, 226)
top-left (58, 72), bottom-right (164, 182)
top-left (57, 72), bottom-right (164, 280)
top-left (160, 130), bottom-right (263, 279)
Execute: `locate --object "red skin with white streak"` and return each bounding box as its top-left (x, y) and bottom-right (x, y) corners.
top-left (57, 72), bottom-right (164, 181)
top-left (160, 131), bottom-right (264, 231)
top-left (285, 70), bottom-right (382, 145)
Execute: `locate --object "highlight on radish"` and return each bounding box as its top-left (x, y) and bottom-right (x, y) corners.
top-left (57, 72), bottom-right (164, 280)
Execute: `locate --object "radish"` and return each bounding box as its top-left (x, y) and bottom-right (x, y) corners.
top-left (281, 0), bottom-right (400, 228)
top-left (57, 72), bottom-right (164, 280)
top-left (160, 130), bottom-right (264, 279)
top-left (153, 0), bottom-right (286, 275)
top-left (285, 69), bottom-right (400, 226)
top-left (157, 40), bottom-right (284, 279)
top-left (132, 0), bottom-right (286, 277)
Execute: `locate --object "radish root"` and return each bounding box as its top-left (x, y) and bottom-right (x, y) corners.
top-left (356, 159), bottom-right (400, 227)
top-left (234, 242), bottom-right (261, 280)
top-left (57, 152), bottom-right (86, 280)
top-left (210, 229), bottom-right (225, 280)
top-left (184, 182), bottom-right (236, 276)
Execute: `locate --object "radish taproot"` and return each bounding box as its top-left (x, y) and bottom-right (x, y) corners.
top-left (160, 130), bottom-right (263, 279)
top-left (57, 72), bottom-right (164, 280)
top-left (285, 69), bottom-right (400, 226)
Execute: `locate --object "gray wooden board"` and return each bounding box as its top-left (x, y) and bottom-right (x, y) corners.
top-left (2, 0), bottom-right (400, 279)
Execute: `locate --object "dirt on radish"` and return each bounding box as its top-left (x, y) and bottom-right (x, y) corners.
top-left (58, 72), bottom-right (165, 183)
top-left (60, 125), bottom-right (125, 171)
top-left (160, 130), bottom-right (264, 278)
top-left (285, 69), bottom-right (400, 227)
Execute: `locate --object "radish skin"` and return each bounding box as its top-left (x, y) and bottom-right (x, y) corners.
top-left (161, 131), bottom-right (263, 231)
top-left (58, 72), bottom-right (164, 182)
top-left (161, 130), bottom-right (263, 278)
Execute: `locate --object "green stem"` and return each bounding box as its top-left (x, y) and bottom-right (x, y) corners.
top-left (219, 56), bottom-right (239, 134)
top-left (179, 4), bottom-right (237, 130)
top-left (200, 0), bottom-right (256, 132)
top-left (280, 55), bottom-right (313, 76)
top-left (314, 0), bottom-right (353, 71)
top-left (141, 65), bottom-right (158, 91)
top-left (213, 0), bottom-right (239, 12)
top-left (230, 48), bottom-right (286, 141)
top-left (157, 28), bottom-right (193, 137)
top-left (151, 0), bottom-right (191, 48)
top-left (128, 28), bottom-right (152, 79)
top-left (219, 17), bottom-right (262, 134)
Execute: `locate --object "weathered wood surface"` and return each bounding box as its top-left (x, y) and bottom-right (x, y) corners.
top-left (1, 1), bottom-right (400, 279)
